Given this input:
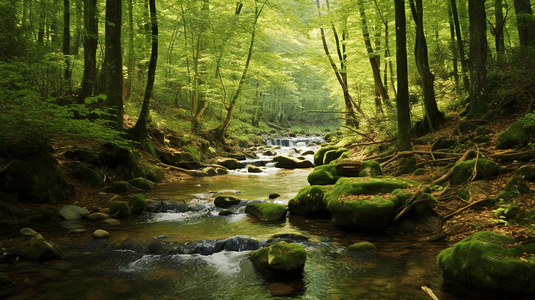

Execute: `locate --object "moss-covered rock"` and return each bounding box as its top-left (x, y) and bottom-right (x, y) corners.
top-left (497, 177), bottom-right (532, 202)
top-left (273, 155), bottom-right (314, 169)
top-left (129, 194), bottom-right (147, 213)
top-left (515, 164), bottom-right (535, 181)
top-left (413, 168), bottom-right (427, 176)
top-left (216, 168), bottom-right (228, 175)
top-left (142, 164), bottom-right (165, 183)
top-left (112, 181), bottom-right (129, 194)
top-left (214, 157), bottom-right (241, 170)
top-left (245, 202), bottom-right (287, 221)
top-left (450, 159), bottom-right (500, 186)
top-left (0, 156), bottom-right (70, 203)
top-left (288, 186), bottom-right (329, 217)
top-left (72, 164), bottom-right (104, 187)
top-left (28, 238), bottom-right (62, 261)
top-left (437, 231), bottom-right (535, 294)
top-left (359, 160), bottom-right (382, 177)
top-left (314, 146), bottom-right (338, 166)
top-left (323, 148), bottom-right (347, 165)
top-left (496, 121), bottom-right (528, 149)
top-left (324, 177), bottom-right (416, 229)
top-left (202, 167), bottom-right (218, 176)
top-left (307, 164), bottom-right (339, 185)
top-left (247, 165), bottom-right (263, 173)
top-left (109, 200), bottom-right (131, 218)
top-left (63, 146), bottom-right (99, 164)
top-left (346, 241), bottom-right (377, 252)
top-left (249, 241), bottom-right (307, 274)
top-left (214, 196), bottom-right (242, 208)
top-left (0, 272), bottom-right (13, 287)
top-left (128, 177), bottom-right (152, 190)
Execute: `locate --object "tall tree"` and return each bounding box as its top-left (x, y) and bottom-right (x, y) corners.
top-left (513, 0), bottom-right (535, 47)
top-left (104, 0), bottom-right (123, 131)
top-left (130, 0), bottom-right (158, 143)
top-left (409, 0), bottom-right (444, 133)
top-left (63, 0), bottom-right (71, 90)
top-left (214, 0), bottom-right (267, 141)
top-left (79, 0), bottom-right (97, 101)
top-left (469, 0), bottom-right (489, 115)
top-left (125, 0), bottom-right (135, 100)
top-left (451, 0), bottom-right (470, 91)
top-left (395, 0), bottom-right (411, 153)
top-left (494, 0), bottom-right (505, 59)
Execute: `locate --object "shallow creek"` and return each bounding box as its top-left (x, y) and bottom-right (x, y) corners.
top-left (1, 140), bottom-right (473, 300)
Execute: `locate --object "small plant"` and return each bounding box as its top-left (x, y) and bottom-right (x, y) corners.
top-left (492, 200), bottom-right (519, 226)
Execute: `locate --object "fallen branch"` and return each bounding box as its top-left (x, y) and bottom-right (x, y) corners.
top-left (441, 198), bottom-right (491, 220)
top-left (430, 149), bottom-right (474, 186)
top-left (421, 286), bottom-right (440, 300)
top-left (157, 162), bottom-right (204, 176)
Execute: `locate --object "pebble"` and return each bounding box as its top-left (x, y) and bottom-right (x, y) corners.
top-left (100, 219), bottom-right (120, 226)
top-left (87, 212), bottom-right (109, 222)
top-left (93, 229), bottom-right (110, 239)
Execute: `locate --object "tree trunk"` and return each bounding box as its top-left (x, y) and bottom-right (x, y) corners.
top-left (469, 0), bottom-right (489, 116)
top-left (79, 0), bottom-right (97, 102)
top-left (495, 0), bottom-right (505, 59)
top-left (448, 2), bottom-right (460, 92)
top-left (130, 0), bottom-right (158, 143)
top-left (395, 0), bottom-right (411, 153)
top-left (409, 0), bottom-right (444, 134)
top-left (451, 0), bottom-right (470, 92)
top-left (125, 0), bottom-right (135, 100)
top-left (513, 0), bottom-right (535, 47)
top-left (63, 0), bottom-right (71, 91)
top-left (104, 0), bottom-right (123, 131)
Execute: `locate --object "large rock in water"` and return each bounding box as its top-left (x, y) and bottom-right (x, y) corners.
top-left (288, 186), bottom-right (329, 217)
top-left (437, 231), bottom-right (535, 294)
top-left (59, 205), bottom-right (90, 220)
top-left (245, 202), bottom-right (287, 221)
top-left (273, 155), bottom-right (314, 169)
top-left (307, 164), bottom-right (339, 185)
top-left (214, 196), bottom-right (242, 208)
top-left (323, 177), bottom-right (415, 229)
top-left (0, 156), bottom-right (71, 203)
top-left (249, 241), bottom-right (307, 275)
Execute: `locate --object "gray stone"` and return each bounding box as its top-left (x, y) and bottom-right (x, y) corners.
top-left (87, 212), bottom-right (109, 222)
top-left (93, 229), bottom-right (109, 239)
top-left (59, 205), bottom-right (90, 220)
top-left (20, 227), bottom-right (38, 237)
top-left (100, 218), bottom-right (120, 226)
top-left (247, 165), bottom-right (263, 173)
top-left (69, 229), bottom-right (87, 234)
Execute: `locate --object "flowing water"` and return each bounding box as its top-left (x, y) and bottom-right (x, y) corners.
top-left (1, 138), bottom-right (470, 300)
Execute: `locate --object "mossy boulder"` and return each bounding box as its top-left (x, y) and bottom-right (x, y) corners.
top-left (216, 168), bottom-right (228, 175)
top-left (202, 167), bottom-right (218, 176)
top-left (288, 186), bottom-right (329, 217)
top-left (214, 196), bottom-right (242, 208)
top-left (28, 238), bottom-right (62, 261)
top-left (307, 164), bottom-right (339, 185)
top-left (515, 164), bottom-right (535, 181)
top-left (247, 165), bottom-right (263, 173)
top-left (249, 241), bottom-right (307, 274)
top-left (496, 121), bottom-right (528, 149)
top-left (214, 157), bottom-right (241, 170)
top-left (314, 146), bottom-right (338, 166)
top-left (324, 177), bottom-right (415, 229)
top-left (450, 159), bottom-right (500, 186)
top-left (72, 164), bottom-right (104, 187)
top-left (323, 148), bottom-right (347, 165)
top-left (129, 194), bottom-right (147, 213)
top-left (128, 177), bottom-right (152, 190)
top-left (273, 155), bottom-right (314, 169)
top-left (359, 160), bottom-right (382, 177)
top-left (346, 241), bottom-right (377, 252)
top-left (497, 177), bottom-right (532, 202)
top-left (112, 181), bottom-right (129, 194)
top-left (0, 272), bottom-right (13, 287)
top-left (0, 156), bottom-right (70, 203)
top-left (245, 202), bottom-right (287, 221)
top-left (437, 231), bottom-right (535, 294)
top-left (63, 146), bottom-right (99, 164)
top-left (109, 200), bottom-right (132, 218)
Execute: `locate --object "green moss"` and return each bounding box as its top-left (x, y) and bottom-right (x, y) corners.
top-left (346, 241), bottom-right (377, 252)
top-left (360, 160), bottom-right (382, 177)
top-left (109, 200), bottom-right (132, 218)
top-left (323, 148), bottom-right (347, 165)
top-left (314, 146), bottom-right (338, 166)
top-left (143, 140), bottom-right (157, 157)
top-left (437, 231), bottom-right (535, 293)
top-left (288, 186), bottom-right (329, 217)
top-left (325, 177), bottom-right (413, 201)
top-left (307, 169), bottom-right (336, 186)
top-left (141, 164), bottom-right (165, 183)
top-left (327, 194), bottom-right (401, 228)
top-left (28, 238), bottom-right (62, 260)
top-left (72, 164), bottom-right (104, 187)
top-left (450, 159), bottom-right (500, 186)
top-left (183, 145), bottom-right (201, 161)
top-left (496, 121), bottom-right (528, 149)
top-left (457, 189), bottom-right (471, 201)
top-left (128, 177), bottom-right (152, 190)
top-left (214, 196), bottom-right (241, 208)
top-left (413, 168), bottom-right (427, 175)
top-left (129, 194), bottom-right (147, 213)
top-left (0, 272), bottom-right (13, 287)
top-left (112, 181), bottom-right (129, 194)
top-left (249, 241), bottom-right (307, 273)
top-left (497, 176), bottom-right (532, 202)
top-left (245, 202), bottom-right (287, 221)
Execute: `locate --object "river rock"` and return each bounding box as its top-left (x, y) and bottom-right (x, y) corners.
top-left (87, 212), bottom-right (109, 221)
top-left (202, 167), bottom-right (218, 176)
top-left (307, 164), bottom-right (339, 185)
top-left (249, 241), bottom-right (307, 274)
top-left (346, 241), bottom-right (377, 252)
top-left (59, 205), bottom-right (90, 220)
top-left (214, 196), bottom-right (241, 208)
top-left (273, 155), bottom-right (314, 169)
top-left (109, 200), bottom-right (131, 218)
top-left (179, 236), bottom-right (264, 255)
top-left (20, 227), bottom-right (38, 237)
top-left (214, 157), bottom-right (241, 170)
top-left (69, 229), bottom-right (87, 234)
top-left (245, 202), bottom-right (287, 221)
top-left (247, 165), bottom-right (263, 173)
top-left (28, 238), bottom-right (62, 261)
top-left (93, 229), bottom-right (110, 239)
top-left (288, 186), bottom-right (329, 217)
top-left (268, 193), bottom-right (280, 199)
top-left (218, 209), bottom-right (234, 216)
top-left (147, 200), bottom-right (167, 213)
top-left (437, 231), bottom-right (535, 294)
top-left (129, 194), bottom-right (147, 213)
top-left (100, 218), bottom-right (120, 226)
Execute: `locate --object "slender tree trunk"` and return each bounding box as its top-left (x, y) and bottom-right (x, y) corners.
top-left (63, 0), bottom-right (71, 91)
top-left (131, 0), bottom-right (158, 143)
top-left (451, 0), bottom-right (470, 91)
top-left (79, 0), bottom-right (97, 102)
top-left (395, 0), bottom-right (411, 152)
top-left (215, 1), bottom-right (267, 141)
top-left (495, 0), bottom-right (505, 60)
top-left (104, 0), bottom-right (123, 131)
top-left (469, 0), bottom-right (489, 115)
top-left (513, 0), bottom-right (535, 47)
top-left (125, 0), bottom-right (135, 100)
top-left (448, 3), bottom-right (460, 92)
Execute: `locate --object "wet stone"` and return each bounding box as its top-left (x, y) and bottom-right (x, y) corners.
top-left (20, 227), bottom-right (38, 237)
top-left (100, 219), bottom-right (120, 226)
top-left (60, 220), bottom-right (86, 231)
top-left (87, 212), bottom-right (109, 222)
top-left (69, 229), bottom-right (87, 234)
top-left (59, 205), bottom-right (90, 220)
top-left (93, 229), bottom-right (109, 239)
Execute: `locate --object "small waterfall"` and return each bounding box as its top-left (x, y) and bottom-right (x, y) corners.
top-left (265, 135), bottom-right (324, 147)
